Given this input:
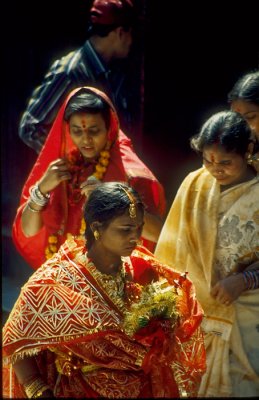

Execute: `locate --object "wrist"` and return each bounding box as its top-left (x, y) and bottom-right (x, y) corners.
top-left (27, 201), bottom-right (44, 213)
top-left (23, 376), bottom-right (51, 398)
top-left (29, 184), bottom-right (50, 207)
top-left (242, 270), bottom-right (259, 290)
top-left (37, 183), bottom-right (50, 198)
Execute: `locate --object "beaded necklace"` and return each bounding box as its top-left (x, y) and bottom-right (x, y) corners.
top-left (45, 147), bottom-right (111, 260)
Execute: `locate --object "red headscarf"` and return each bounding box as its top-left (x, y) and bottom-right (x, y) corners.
top-left (13, 87), bottom-right (166, 269)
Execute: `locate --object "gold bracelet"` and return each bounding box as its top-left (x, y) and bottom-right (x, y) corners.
top-left (24, 377), bottom-right (49, 398)
top-left (32, 384), bottom-right (51, 398)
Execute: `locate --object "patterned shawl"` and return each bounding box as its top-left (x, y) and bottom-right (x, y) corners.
top-left (3, 238), bottom-right (205, 398)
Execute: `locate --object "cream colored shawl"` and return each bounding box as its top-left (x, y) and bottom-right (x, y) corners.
top-left (155, 167), bottom-right (259, 396)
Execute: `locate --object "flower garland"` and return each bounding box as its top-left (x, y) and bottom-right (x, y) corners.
top-left (122, 278), bottom-right (179, 337)
top-left (45, 147), bottom-right (111, 260)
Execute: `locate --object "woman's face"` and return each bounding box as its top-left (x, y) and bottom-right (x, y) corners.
top-left (203, 144), bottom-right (249, 186)
top-left (69, 112), bottom-right (108, 160)
top-left (98, 207), bottom-right (144, 258)
top-left (231, 99), bottom-right (259, 140)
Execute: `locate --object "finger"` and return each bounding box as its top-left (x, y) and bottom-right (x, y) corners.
top-left (59, 173), bottom-right (71, 181)
top-left (50, 158), bottom-right (67, 167)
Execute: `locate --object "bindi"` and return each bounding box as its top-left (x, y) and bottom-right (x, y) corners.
top-left (81, 119), bottom-right (87, 129)
top-left (209, 153), bottom-right (215, 162)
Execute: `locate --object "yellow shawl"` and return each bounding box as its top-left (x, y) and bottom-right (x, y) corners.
top-left (155, 167), bottom-right (259, 396)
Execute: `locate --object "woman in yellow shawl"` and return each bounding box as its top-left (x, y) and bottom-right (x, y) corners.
top-left (155, 110), bottom-right (259, 397)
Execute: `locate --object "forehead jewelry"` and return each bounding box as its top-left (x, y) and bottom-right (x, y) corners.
top-left (120, 186), bottom-right (137, 218)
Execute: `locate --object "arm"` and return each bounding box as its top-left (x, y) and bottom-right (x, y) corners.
top-left (210, 260), bottom-right (259, 305)
top-left (19, 58), bottom-right (74, 153)
top-left (21, 159), bottom-right (71, 236)
top-left (13, 357), bottom-right (53, 398)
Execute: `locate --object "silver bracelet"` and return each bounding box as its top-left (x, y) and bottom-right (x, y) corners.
top-left (26, 202), bottom-right (42, 213)
top-left (29, 184), bottom-right (50, 207)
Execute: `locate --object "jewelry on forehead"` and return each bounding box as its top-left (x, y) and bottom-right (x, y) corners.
top-left (120, 186), bottom-right (137, 218)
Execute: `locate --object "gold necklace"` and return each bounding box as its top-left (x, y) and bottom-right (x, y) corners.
top-left (86, 254), bottom-right (127, 313)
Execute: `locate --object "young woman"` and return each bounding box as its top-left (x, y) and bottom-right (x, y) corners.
top-left (155, 111), bottom-right (259, 397)
top-left (3, 182), bottom-right (205, 398)
top-left (228, 70), bottom-right (259, 172)
top-left (13, 87), bottom-right (166, 269)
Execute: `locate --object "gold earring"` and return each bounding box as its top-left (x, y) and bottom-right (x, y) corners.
top-left (247, 153), bottom-right (253, 165)
top-left (94, 230), bottom-right (100, 241)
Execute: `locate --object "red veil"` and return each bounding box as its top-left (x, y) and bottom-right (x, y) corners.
top-left (12, 87), bottom-right (166, 269)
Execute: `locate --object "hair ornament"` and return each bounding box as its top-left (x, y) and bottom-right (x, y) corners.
top-left (120, 186), bottom-right (137, 218)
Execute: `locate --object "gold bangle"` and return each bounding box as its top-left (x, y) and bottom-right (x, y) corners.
top-left (24, 377), bottom-right (49, 398)
top-left (32, 385), bottom-right (51, 398)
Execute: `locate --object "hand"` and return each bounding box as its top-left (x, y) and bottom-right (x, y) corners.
top-left (38, 159), bottom-right (71, 195)
top-left (80, 175), bottom-right (101, 198)
top-left (210, 273), bottom-right (246, 305)
top-left (39, 388), bottom-right (54, 398)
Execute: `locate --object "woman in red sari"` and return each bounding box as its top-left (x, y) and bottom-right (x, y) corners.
top-left (13, 87), bottom-right (166, 269)
top-left (3, 182), bottom-right (206, 398)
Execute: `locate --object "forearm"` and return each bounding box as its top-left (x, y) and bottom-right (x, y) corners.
top-left (21, 202), bottom-right (44, 236)
top-left (13, 357), bottom-right (40, 385)
top-left (13, 357), bottom-right (53, 398)
top-left (21, 184), bottom-right (50, 237)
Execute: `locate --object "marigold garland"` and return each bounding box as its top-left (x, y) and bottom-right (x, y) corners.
top-left (45, 147), bottom-right (111, 260)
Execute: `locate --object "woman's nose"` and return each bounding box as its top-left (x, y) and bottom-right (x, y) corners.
top-left (82, 132), bottom-right (92, 144)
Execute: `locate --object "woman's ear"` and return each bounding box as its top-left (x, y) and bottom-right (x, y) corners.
top-left (90, 221), bottom-right (102, 233)
top-left (248, 142), bottom-right (255, 155)
top-left (245, 142), bottom-right (255, 165)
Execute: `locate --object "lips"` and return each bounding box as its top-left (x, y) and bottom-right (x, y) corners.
top-left (81, 146), bottom-right (95, 155)
top-left (214, 175), bottom-right (227, 180)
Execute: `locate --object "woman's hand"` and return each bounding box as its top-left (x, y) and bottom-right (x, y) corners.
top-left (210, 273), bottom-right (246, 305)
top-left (38, 158), bottom-right (72, 195)
top-left (80, 176), bottom-right (101, 198)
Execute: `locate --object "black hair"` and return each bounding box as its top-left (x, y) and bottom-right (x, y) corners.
top-left (190, 110), bottom-right (252, 156)
top-left (228, 70), bottom-right (259, 105)
top-left (87, 23), bottom-right (132, 37)
top-left (64, 88), bottom-right (110, 129)
top-left (84, 182), bottom-right (144, 248)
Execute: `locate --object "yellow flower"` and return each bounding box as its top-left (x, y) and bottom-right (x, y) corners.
top-left (48, 235), bottom-right (58, 244)
top-left (93, 171), bottom-right (103, 180)
top-left (99, 157), bottom-right (109, 166)
top-left (100, 150), bottom-right (110, 158)
top-left (95, 164), bottom-right (106, 173)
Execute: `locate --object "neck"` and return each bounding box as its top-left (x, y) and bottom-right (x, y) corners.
top-left (221, 166), bottom-right (256, 192)
top-left (90, 36), bottom-right (113, 64)
top-left (88, 246), bottom-right (122, 276)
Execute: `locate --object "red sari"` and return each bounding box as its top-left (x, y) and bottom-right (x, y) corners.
top-left (12, 87), bottom-right (166, 269)
top-left (3, 238), bottom-right (206, 398)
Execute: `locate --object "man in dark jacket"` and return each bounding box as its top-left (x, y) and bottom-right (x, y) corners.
top-left (19, 0), bottom-right (143, 153)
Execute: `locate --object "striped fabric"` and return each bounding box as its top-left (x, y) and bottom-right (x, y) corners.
top-left (19, 41), bottom-right (141, 153)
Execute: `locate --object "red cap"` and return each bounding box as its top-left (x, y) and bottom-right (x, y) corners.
top-left (90, 0), bottom-right (136, 26)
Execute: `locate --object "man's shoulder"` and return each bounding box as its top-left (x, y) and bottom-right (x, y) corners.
top-left (52, 46), bottom-right (84, 72)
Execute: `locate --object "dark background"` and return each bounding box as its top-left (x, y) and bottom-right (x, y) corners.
top-left (2, 0), bottom-right (259, 321)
